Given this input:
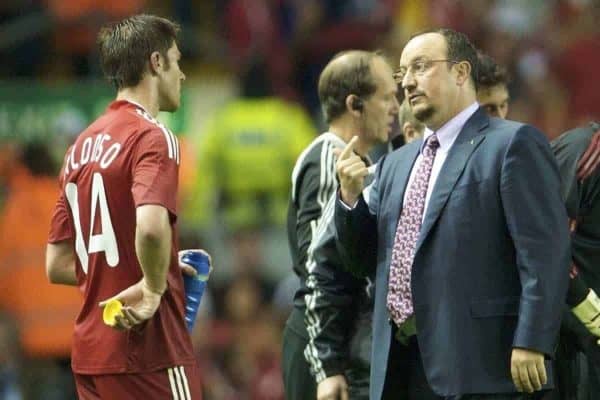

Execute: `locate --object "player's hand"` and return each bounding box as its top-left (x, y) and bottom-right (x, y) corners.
top-left (577, 129), bottom-right (600, 180)
top-left (317, 375), bottom-right (349, 400)
top-left (510, 348), bottom-right (547, 393)
top-left (178, 249), bottom-right (213, 277)
top-left (99, 279), bottom-right (162, 331)
top-left (334, 136), bottom-right (368, 205)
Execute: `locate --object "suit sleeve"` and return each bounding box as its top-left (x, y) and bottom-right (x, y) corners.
top-left (500, 125), bottom-right (571, 356)
top-left (304, 193), bottom-right (365, 382)
top-left (334, 159), bottom-right (382, 277)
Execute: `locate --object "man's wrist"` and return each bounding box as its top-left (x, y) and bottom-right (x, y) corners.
top-left (339, 190), bottom-right (359, 209)
top-left (142, 279), bottom-right (166, 296)
top-left (315, 362), bottom-right (346, 383)
top-left (573, 289), bottom-right (600, 323)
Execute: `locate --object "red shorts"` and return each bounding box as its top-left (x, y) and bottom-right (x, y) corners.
top-left (74, 364), bottom-right (202, 400)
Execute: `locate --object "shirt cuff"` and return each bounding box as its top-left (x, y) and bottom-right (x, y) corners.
top-left (338, 197), bottom-right (358, 210)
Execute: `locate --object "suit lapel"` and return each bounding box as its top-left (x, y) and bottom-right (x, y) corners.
top-left (414, 108), bottom-right (489, 253)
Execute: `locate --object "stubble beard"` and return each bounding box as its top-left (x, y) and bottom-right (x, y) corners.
top-left (159, 86), bottom-right (180, 113)
top-left (412, 103), bottom-right (435, 125)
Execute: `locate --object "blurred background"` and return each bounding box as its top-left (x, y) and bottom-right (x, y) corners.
top-left (0, 0), bottom-right (598, 399)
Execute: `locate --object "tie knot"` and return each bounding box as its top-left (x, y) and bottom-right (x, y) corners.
top-left (426, 134), bottom-right (440, 150)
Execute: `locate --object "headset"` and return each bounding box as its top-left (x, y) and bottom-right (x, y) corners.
top-left (351, 97), bottom-right (363, 112)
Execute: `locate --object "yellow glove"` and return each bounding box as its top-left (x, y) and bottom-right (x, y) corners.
top-left (572, 289), bottom-right (600, 342)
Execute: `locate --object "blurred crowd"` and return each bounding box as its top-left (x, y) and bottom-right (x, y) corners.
top-left (0, 0), bottom-right (598, 399)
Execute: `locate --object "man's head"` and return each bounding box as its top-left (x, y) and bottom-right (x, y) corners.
top-left (397, 28), bottom-right (479, 130)
top-left (476, 53), bottom-right (510, 119)
top-left (398, 99), bottom-right (425, 143)
top-left (98, 14), bottom-right (185, 112)
top-left (318, 50), bottom-right (398, 146)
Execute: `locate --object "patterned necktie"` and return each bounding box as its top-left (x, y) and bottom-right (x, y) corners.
top-left (387, 134), bottom-right (440, 326)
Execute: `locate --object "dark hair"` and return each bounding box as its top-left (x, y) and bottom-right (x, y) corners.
top-left (21, 141), bottom-right (58, 176)
top-left (240, 58), bottom-right (272, 98)
top-left (98, 14), bottom-right (180, 90)
top-left (476, 52), bottom-right (509, 89)
top-left (411, 28), bottom-right (479, 90)
top-left (318, 50), bottom-right (381, 124)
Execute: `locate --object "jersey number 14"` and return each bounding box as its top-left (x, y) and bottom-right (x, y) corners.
top-left (65, 173), bottom-right (119, 273)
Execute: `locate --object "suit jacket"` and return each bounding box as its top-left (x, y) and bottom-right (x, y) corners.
top-left (335, 108), bottom-right (571, 398)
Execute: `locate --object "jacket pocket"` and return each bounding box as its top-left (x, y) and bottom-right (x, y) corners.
top-left (470, 296), bottom-right (520, 318)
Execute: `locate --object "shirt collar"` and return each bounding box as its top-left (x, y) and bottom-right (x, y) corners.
top-left (421, 102), bottom-right (479, 154)
top-left (109, 99), bottom-right (152, 115)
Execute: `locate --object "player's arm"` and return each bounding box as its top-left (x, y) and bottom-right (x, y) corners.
top-left (100, 126), bottom-right (179, 330)
top-left (136, 204), bottom-right (171, 294)
top-left (131, 126), bottom-right (180, 294)
top-left (47, 181), bottom-right (77, 286)
top-left (46, 240), bottom-right (77, 286)
top-left (99, 205), bottom-right (170, 330)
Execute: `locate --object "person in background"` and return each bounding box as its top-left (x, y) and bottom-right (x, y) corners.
top-left (189, 58), bottom-right (315, 286)
top-left (283, 50), bottom-right (398, 400)
top-left (476, 52), bottom-right (510, 119)
top-left (397, 98), bottom-right (426, 144)
top-left (0, 141), bottom-right (79, 399)
top-left (0, 311), bottom-right (23, 400)
top-left (551, 124), bottom-right (600, 400)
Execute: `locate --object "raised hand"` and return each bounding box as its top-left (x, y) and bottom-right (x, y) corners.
top-left (335, 136), bottom-right (369, 205)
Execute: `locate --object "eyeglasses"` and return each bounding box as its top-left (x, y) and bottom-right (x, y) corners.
top-left (394, 59), bottom-right (459, 83)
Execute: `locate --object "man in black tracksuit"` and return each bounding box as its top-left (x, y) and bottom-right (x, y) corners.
top-left (302, 97), bottom-right (424, 399)
top-left (550, 122), bottom-right (600, 400)
top-left (282, 50), bottom-right (399, 400)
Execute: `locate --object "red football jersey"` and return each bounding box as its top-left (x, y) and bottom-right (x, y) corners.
top-left (48, 100), bottom-right (195, 374)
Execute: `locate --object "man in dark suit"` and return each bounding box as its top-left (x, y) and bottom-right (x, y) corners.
top-left (333, 28), bottom-right (571, 399)
top-left (475, 52), bottom-right (600, 399)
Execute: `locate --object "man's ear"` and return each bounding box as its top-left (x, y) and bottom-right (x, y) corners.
top-left (402, 122), bottom-right (413, 141)
top-left (345, 94), bottom-right (363, 118)
top-left (149, 51), bottom-right (162, 75)
top-left (455, 61), bottom-right (472, 87)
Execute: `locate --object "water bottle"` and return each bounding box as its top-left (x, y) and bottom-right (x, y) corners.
top-left (181, 250), bottom-right (211, 331)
